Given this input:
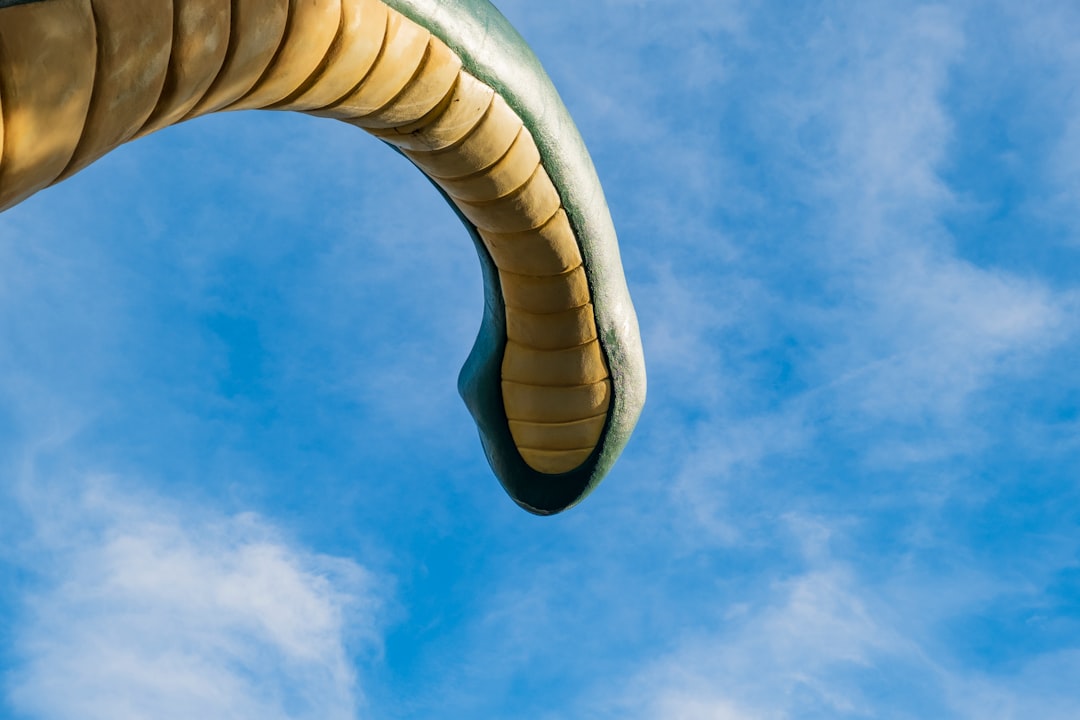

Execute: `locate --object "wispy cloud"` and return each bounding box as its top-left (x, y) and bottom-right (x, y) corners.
top-left (4, 476), bottom-right (384, 720)
top-left (640, 0), bottom-right (1073, 511)
top-left (590, 516), bottom-right (927, 719)
top-left (592, 512), bottom-right (1080, 720)
top-left (793, 3), bottom-right (1070, 436)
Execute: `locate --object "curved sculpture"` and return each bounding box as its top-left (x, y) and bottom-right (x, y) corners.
top-left (0, 0), bottom-right (646, 514)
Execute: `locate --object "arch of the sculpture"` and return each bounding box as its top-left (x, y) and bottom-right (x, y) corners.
top-left (0, 0), bottom-right (646, 514)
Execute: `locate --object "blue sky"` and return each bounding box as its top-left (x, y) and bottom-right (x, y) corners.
top-left (2, 0), bottom-right (1080, 717)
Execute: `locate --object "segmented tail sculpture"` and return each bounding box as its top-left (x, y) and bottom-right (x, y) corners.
top-left (0, 0), bottom-right (646, 514)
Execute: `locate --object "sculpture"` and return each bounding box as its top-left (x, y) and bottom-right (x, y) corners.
top-left (0, 0), bottom-right (646, 514)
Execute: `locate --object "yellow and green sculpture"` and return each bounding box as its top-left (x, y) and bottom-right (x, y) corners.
top-left (0, 0), bottom-right (646, 514)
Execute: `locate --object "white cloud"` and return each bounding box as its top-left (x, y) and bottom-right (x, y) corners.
top-left (1003, 0), bottom-right (1080, 243)
top-left (596, 543), bottom-right (922, 719)
top-left (650, 695), bottom-right (756, 720)
top-left (942, 650), bottom-right (1080, 720)
top-left (821, 254), bottom-right (1066, 434)
top-left (5, 477), bottom-right (383, 720)
top-left (622, 0), bottom-right (1066, 503)
top-left (780, 3), bottom-right (1072, 437)
top-left (603, 555), bottom-right (1080, 720)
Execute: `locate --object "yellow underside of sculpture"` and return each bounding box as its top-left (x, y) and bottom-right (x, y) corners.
top-left (0, 0), bottom-right (610, 474)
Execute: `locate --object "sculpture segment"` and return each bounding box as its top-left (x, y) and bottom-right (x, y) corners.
top-left (0, 0), bottom-right (646, 514)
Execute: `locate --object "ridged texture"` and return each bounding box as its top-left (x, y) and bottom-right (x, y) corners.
top-left (0, 0), bottom-right (610, 475)
top-left (60, 0), bottom-right (172, 179)
top-left (0, 0), bottom-right (96, 209)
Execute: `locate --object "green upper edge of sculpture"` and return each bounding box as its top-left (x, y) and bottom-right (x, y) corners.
top-left (0, 0), bottom-right (647, 515)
